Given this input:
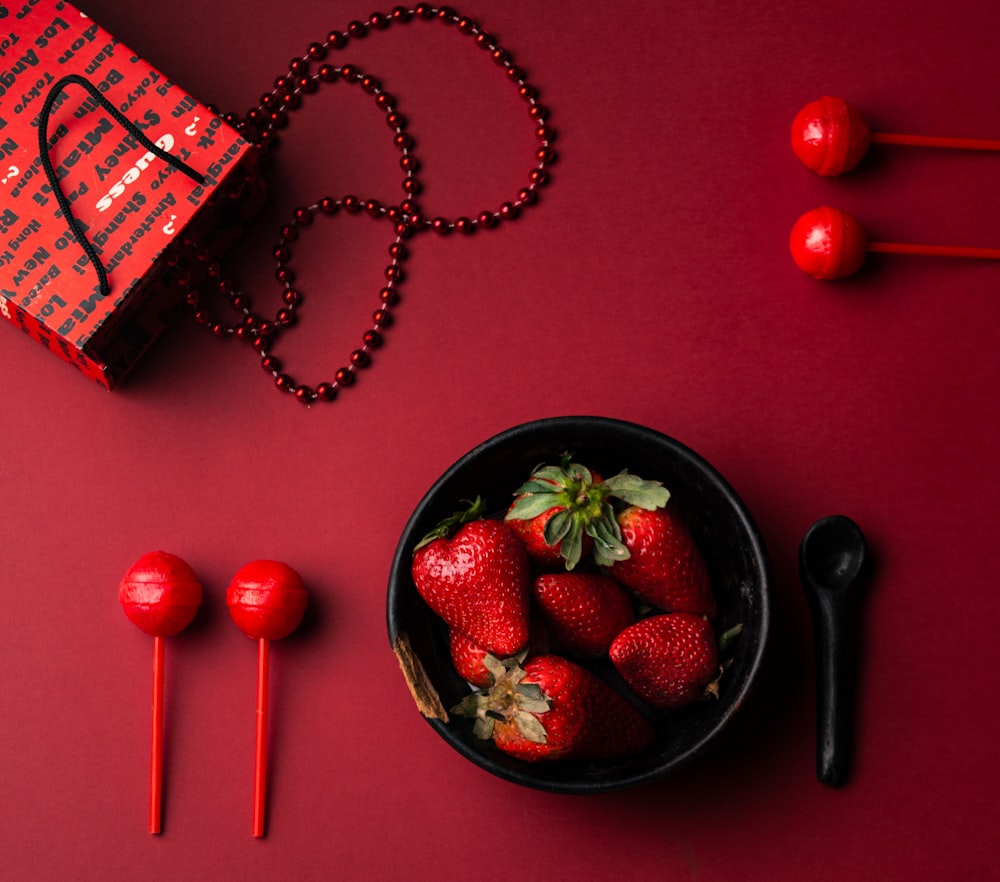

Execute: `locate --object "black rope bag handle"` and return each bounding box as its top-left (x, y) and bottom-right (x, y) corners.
top-left (37, 73), bottom-right (206, 298)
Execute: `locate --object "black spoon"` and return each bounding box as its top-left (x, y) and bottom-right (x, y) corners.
top-left (799, 515), bottom-right (869, 786)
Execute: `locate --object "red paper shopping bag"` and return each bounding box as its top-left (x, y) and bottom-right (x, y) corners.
top-left (0, 0), bottom-right (262, 387)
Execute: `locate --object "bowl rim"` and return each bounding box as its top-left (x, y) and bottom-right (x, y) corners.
top-left (387, 415), bottom-right (771, 793)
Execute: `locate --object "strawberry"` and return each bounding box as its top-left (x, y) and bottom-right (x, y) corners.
top-left (505, 458), bottom-right (670, 570)
top-left (610, 504), bottom-right (717, 618)
top-left (454, 654), bottom-right (654, 762)
top-left (532, 572), bottom-right (635, 657)
top-left (411, 498), bottom-right (530, 657)
top-left (609, 613), bottom-right (719, 709)
top-left (448, 629), bottom-right (493, 688)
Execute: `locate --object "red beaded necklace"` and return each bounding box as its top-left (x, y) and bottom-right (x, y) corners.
top-left (172, 5), bottom-right (553, 404)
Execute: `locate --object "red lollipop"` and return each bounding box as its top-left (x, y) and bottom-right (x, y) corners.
top-left (790, 205), bottom-right (1000, 280)
top-left (226, 560), bottom-right (307, 837)
top-left (793, 96), bottom-right (1000, 176)
top-left (119, 551), bottom-right (202, 834)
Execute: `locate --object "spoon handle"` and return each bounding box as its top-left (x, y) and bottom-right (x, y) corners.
top-left (807, 587), bottom-right (856, 786)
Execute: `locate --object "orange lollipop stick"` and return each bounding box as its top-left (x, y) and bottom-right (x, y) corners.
top-left (119, 552), bottom-right (202, 834)
top-left (226, 560), bottom-right (307, 837)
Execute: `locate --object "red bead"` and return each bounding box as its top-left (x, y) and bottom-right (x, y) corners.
top-left (537, 146), bottom-right (555, 163)
top-left (280, 224), bottom-right (298, 241)
top-left (402, 177), bottom-right (421, 195)
top-left (351, 349), bottom-right (370, 368)
top-left (457, 16), bottom-right (476, 33)
top-left (400, 155), bottom-right (418, 171)
top-left (276, 266), bottom-right (295, 284)
top-left (316, 382), bottom-right (337, 401)
top-left (519, 84), bottom-right (538, 101)
top-left (529, 104), bottom-right (549, 121)
top-left (318, 64), bottom-right (338, 83)
top-left (376, 92), bottom-right (395, 110)
top-left (273, 244), bottom-right (291, 262)
top-left (414, 3), bottom-right (434, 19)
top-left (211, 322), bottom-right (227, 337)
top-left (276, 308), bottom-right (295, 326)
top-left (454, 217), bottom-right (475, 234)
top-left (335, 367), bottom-right (355, 386)
top-left (438, 6), bottom-right (457, 22)
top-left (518, 187), bottom-right (537, 205)
top-left (275, 373), bottom-right (295, 390)
top-left (340, 64), bottom-right (361, 82)
top-left (289, 58), bottom-right (309, 76)
top-left (390, 6), bottom-right (411, 22)
top-left (294, 385), bottom-right (314, 402)
top-left (194, 309), bottom-right (210, 324)
top-left (386, 111), bottom-right (406, 129)
top-left (261, 355), bottom-right (282, 373)
top-left (282, 288), bottom-right (302, 306)
top-left (475, 31), bottom-right (495, 49)
top-left (385, 265), bottom-right (404, 282)
top-left (253, 334), bottom-right (272, 352)
top-left (789, 206), bottom-right (868, 279)
top-left (295, 206), bottom-right (313, 224)
top-left (506, 65), bottom-right (525, 82)
top-left (491, 48), bottom-right (510, 66)
top-left (365, 199), bottom-right (383, 217)
top-left (307, 42), bottom-right (327, 60)
top-left (388, 242), bottom-right (407, 259)
top-left (431, 217), bottom-right (451, 235)
top-left (394, 133), bottom-right (414, 152)
top-left (360, 75), bottom-right (381, 94)
top-left (230, 294), bottom-right (249, 311)
top-left (319, 196), bottom-right (338, 214)
top-left (478, 211), bottom-right (498, 228)
top-left (529, 168), bottom-right (549, 185)
top-left (274, 75), bottom-right (294, 93)
top-left (298, 75), bottom-right (318, 94)
top-left (369, 11), bottom-right (389, 29)
top-left (373, 308), bottom-right (392, 326)
top-left (343, 195), bottom-right (361, 213)
top-left (363, 329), bottom-right (383, 348)
top-left (499, 202), bottom-right (519, 219)
top-left (347, 20), bottom-right (368, 38)
top-left (379, 286), bottom-right (399, 305)
top-left (326, 31), bottom-right (347, 49)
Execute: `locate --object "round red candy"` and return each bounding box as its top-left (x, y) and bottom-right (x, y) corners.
top-left (226, 560), bottom-right (307, 641)
top-left (789, 206), bottom-right (867, 280)
top-left (791, 96), bottom-right (871, 177)
top-left (119, 551), bottom-right (203, 637)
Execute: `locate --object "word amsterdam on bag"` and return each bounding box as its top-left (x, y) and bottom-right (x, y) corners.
top-left (0, 0), bottom-right (262, 388)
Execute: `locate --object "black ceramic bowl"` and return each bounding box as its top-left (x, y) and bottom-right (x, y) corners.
top-left (387, 416), bottom-right (770, 793)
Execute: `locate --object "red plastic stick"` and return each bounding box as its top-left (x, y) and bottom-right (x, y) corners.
top-left (870, 132), bottom-right (1000, 152)
top-left (150, 636), bottom-right (165, 834)
top-left (253, 638), bottom-right (270, 838)
top-left (867, 241), bottom-right (1000, 259)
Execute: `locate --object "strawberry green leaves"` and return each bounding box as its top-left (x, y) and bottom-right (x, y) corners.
top-left (504, 458), bottom-right (670, 570)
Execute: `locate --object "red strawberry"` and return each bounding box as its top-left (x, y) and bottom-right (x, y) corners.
top-left (505, 459), bottom-right (669, 570)
top-left (610, 505), bottom-right (716, 618)
top-left (532, 572), bottom-right (635, 657)
top-left (411, 498), bottom-right (530, 657)
top-left (448, 629), bottom-right (492, 688)
top-left (609, 614), bottom-right (719, 709)
top-left (454, 654), bottom-right (654, 762)
top-left (449, 608), bottom-right (555, 688)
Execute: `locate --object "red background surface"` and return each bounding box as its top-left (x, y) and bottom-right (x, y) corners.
top-left (2, 1), bottom-right (998, 879)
